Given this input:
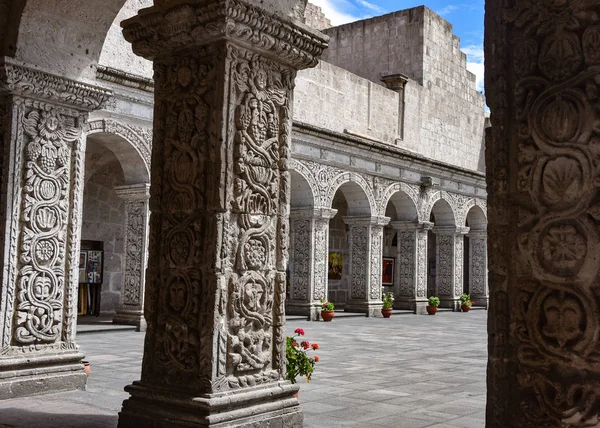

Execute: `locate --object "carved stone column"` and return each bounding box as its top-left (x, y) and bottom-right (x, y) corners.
top-left (113, 184), bottom-right (150, 332)
top-left (391, 221), bottom-right (433, 314)
top-left (287, 208), bottom-right (336, 321)
top-left (467, 230), bottom-right (487, 309)
top-left (343, 216), bottom-right (390, 316)
top-left (433, 226), bottom-right (469, 311)
top-left (118, 1), bottom-right (327, 427)
top-left (0, 59), bottom-right (110, 399)
top-left (485, 2), bottom-right (600, 425)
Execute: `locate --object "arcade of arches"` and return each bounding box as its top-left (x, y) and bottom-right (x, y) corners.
top-left (0, 0), bottom-right (596, 427)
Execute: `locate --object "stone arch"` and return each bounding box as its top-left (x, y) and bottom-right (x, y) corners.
top-left (325, 172), bottom-right (375, 216)
top-left (5, 0), bottom-right (129, 80)
top-left (465, 204), bottom-right (487, 231)
top-left (461, 198), bottom-right (487, 228)
top-left (426, 192), bottom-right (457, 226)
top-left (380, 183), bottom-right (419, 221)
top-left (290, 169), bottom-right (316, 209)
top-left (289, 159), bottom-right (318, 209)
top-left (87, 119), bottom-right (151, 185)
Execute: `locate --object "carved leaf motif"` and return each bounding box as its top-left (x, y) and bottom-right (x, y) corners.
top-left (541, 157), bottom-right (583, 207)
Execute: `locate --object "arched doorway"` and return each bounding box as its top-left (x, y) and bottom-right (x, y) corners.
top-left (464, 204), bottom-right (487, 308)
top-left (82, 128), bottom-right (150, 330)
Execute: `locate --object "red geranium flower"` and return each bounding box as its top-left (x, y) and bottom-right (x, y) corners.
top-left (292, 341), bottom-right (298, 348)
top-left (314, 356), bottom-right (319, 362)
top-left (294, 328), bottom-right (305, 336)
top-left (301, 341), bottom-right (310, 350)
top-left (311, 343), bottom-right (319, 350)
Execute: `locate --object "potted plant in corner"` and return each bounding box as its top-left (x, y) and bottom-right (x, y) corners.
top-left (320, 298), bottom-right (335, 321)
top-left (286, 328), bottom-right (320, 398)
top-left (426, 296), bottom-right (440, 315)
top-left (460, 293), bottom-right (473, 312)
top-left (381, 288), bottom-right (394, 318)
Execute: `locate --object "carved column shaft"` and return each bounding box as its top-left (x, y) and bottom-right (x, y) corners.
top-left (485, 1), bottom-right (600, 425)
top-left (287, 208), bottom-right (336, 321)
top-left (344, 216), bottom-right (389, 317)
top-left (0, 59), bottom-right (111, 399)
top-left (392, 221), bottom-right (432, 314)
top-left (467, 230), bottom-right (487, 308)
top-left (113, 184), bottom-right (150, 331)
top-left (433, 226), bottom-right (468, 311)
top-left (118, 1), bottom-right (327, 427)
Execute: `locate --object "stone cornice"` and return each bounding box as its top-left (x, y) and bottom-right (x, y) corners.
top-left (0, 58), bottom-right (112, 111)
top-left (115, 184), bottom-right (151, 200)
top-left (96, 66), bottom-right (154, 93)
top-left (290, 207), bottom-right (337, 220)
top-left (121, 0), bottom-right (329, 69)
top-left (390, 221), bottom-right (434, 231)
top-left (343, 216), bottom-right (390, 227)
top-left (433, 226), bottom-right (470, 235)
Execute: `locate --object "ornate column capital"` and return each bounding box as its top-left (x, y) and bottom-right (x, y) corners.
top-left (121, 0), bottom-right (329, 70)
top-left (343, 215), bottom-right (390, 227)
top-left (467, 230), bottom-right (487, 239)
top-left (0, 58), bottom-right (112, 111)
top-left (433, 226), bottom-right (470, 235)
top-left (290, 207), bottom-right (337, 220)
top-left (390, 220), bottom-right (433, 231)
top-left (115, 183), bottom-right (150, 201)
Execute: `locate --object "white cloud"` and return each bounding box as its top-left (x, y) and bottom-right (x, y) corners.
top-left (309, 0), bottom-right (362, 26)
top-left (356, 0), bottom-right (386, 14)
top-left (462, 44), bottom-right (484, 92)
top-left (437, 5), bottom-right (459, 16)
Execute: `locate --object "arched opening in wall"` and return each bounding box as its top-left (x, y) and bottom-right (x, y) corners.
top-left (464, 205), bottom-right (487, 306)
top-left (78, 131), bottom-right (149, 326)
top-left (382, 191), bottom-right (418, 310)
top-left (427, 198), bottom-right (456, 299)
top-left (328, 181), bottom-right (371, 309)
top-left (287, 170), bottom-right (316, 314)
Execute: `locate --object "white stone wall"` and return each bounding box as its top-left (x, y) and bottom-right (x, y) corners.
top-left (99, 0), bottom-right (153, 79)
top-left (304, 3), bottom-right (331, 31)
top-left (295, 61), bottom-right (400, 144)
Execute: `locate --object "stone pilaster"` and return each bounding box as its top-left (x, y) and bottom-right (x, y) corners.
top-left (343, 216), bottom-right (390, 317)
top-left (113, 184), bottom-right (150, 332)
top-left (467, 230), bottom-right (487, 309)
top-left (117, 1), bottom-right (327, 427)
top-left (0, 58), bottom-right (111, 399)
top-left (485, 1), bottom-right (600, 425)
top-left (287, 208), bottom-right (336, 321)
top-left (391, 221), bottom-right (433, 314)
top-left (433, 226), bottom-right (469, 311)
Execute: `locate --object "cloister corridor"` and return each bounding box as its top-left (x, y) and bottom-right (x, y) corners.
top-left (0, 311), bottom-right (487, 427)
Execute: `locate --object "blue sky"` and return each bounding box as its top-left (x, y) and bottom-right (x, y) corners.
top-left (310, 0), bottom-right (485, 92)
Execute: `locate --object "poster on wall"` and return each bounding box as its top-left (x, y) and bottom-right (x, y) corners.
top-left (382, 257), bottom-right (395, 285)
top-left (86, 250), bottom-right (104, 284)
top-left (328, 253), bottom-right (343, 280)
top-left (79, 251), bottom-right (87, 282)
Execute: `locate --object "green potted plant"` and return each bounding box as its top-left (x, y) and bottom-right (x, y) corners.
top-left (427, 296), bottom-right (440, 315)
top-left (320, 298), bottom-right (335, 321)
top-left (460, 293), bottom-right (473, 312)
top-left (286, 328), bottom-right (319, 397)
top-left (381, 287), bottom-right (394, 318)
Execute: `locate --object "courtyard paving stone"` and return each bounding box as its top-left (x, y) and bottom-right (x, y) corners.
top-left (0, 310), bottom-right (487, 427)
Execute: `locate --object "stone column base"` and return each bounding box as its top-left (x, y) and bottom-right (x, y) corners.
top-left (344, 302), bottom-right (382, 317)
top-left (440, 298), bottom-right (461, 311)
top-left (118, 382), bottom-right (302, 428)
top-left (113, 307), bottom-right (147, 332)
top-left (0, 351), bottom-right (86, 399)
top-left (471, 295), bottom-right (489, 309)
top-left (395, 299), bottom-right (428, 314)
top-left (285, 302), bottom-right (321, 321)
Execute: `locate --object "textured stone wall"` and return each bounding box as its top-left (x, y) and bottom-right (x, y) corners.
top-left (82, 146), bottom-right (126, 313)
top-left (99, 0), bottom-right (153, 79)
top-left (295, 61), bottom-right (400, 144)
top-left (317, 7), bottom-right (485, 172)
top-left (304, 3), bottom-right (331, 31)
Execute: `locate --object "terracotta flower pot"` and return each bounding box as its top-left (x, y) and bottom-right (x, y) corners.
top-left (82, 361), bottom-right (91, 376)
top-left (461, 305), bottom-right (471, 312)
top-left (293, 392), bottom-right (299, 399)
top-left (426, 306), bottom-right (438, 315)
top-left (381, 308), bottom-right (393, 318)
top-left (321, 310), bottom-right (335, 322)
